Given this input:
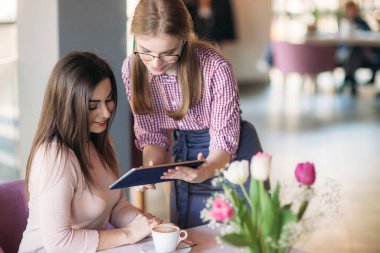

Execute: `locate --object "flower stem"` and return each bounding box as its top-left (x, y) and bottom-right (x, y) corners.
top-left (240, 184), bottom-right (253, 208)
top-left (297, 200), bottom-right (309, 220)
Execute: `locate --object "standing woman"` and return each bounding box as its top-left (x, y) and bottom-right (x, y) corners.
top-left (122, 0), bottom-right (262, 229)
top-left (20, 52), bottom-right (161, 253)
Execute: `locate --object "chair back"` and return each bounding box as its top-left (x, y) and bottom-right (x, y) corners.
top-left (272, 41), bottom-right (336, 75)
top-left (0, 180), bottom-right (28, 253)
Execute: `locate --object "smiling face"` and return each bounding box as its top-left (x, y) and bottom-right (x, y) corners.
top-left (135, 33), bottom-right (183, 75)
top-left (88, 78), bottom-right (115, 134)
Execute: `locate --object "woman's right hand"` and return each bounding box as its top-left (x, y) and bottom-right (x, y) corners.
top-left (123, 213), bottom-right (162, 244)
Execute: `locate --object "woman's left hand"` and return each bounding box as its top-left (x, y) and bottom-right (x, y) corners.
top-left (161, 153), bottom-right (210, 183)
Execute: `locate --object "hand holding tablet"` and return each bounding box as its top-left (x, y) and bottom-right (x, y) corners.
top-left (109, 160), bottom-right (205, 189)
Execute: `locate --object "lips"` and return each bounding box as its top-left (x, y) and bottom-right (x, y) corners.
top-left (151, 66), bottom-right (165, 72)
top-left (94, 120), bottom-right (107, 127)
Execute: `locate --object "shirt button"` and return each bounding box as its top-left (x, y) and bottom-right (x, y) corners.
top-left (172, 101), bottom-right (177, 106)
top-left (178, 122), bottom-right (183, 127)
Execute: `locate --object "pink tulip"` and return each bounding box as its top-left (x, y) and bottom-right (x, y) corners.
top-left (209, 197), bottom-right (234, 222)
top-left (295, 162), bottom-right (316, 186)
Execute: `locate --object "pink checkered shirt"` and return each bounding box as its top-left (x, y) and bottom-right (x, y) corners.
top-left (122, 45), bottom-right (240, 155)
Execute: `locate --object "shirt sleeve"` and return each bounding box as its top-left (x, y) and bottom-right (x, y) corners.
top-left (37, 144), bottom-right (99, 253)
top-left (109, 191), bottom-right (142, 228)
top-left (121, 57), bottom-right (169, 150)
top-left (209, 60), bottom-right (240, 156)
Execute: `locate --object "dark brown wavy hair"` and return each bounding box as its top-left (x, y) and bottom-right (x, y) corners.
top-left (25, 51), bottom-right (119, 199)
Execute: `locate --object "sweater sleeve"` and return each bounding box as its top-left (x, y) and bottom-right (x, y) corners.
top-left (109, 191), bottom-right (142, 228)
top-left (36, 144), bottom-right (99, 253)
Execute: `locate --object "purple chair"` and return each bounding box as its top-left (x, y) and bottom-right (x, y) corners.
top-left (272, 41), bottom-right (336, 91)
top-left (0, 180), bottom-right (28, 253)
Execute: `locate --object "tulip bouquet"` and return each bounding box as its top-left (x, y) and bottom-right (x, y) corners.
top-left (201, 152), bottom-right (317, 253)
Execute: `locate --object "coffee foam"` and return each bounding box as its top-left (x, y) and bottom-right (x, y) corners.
top-left (153, 226), bottom-right (178, 233)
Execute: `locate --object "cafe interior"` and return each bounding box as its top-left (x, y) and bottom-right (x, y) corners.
top-left (0, 0), bottom-right (379, 252)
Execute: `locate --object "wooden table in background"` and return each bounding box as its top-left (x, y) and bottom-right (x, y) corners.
top-left (305, 31), bottom-right (380, 46)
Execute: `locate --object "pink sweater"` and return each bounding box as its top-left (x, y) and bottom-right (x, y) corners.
top-left (19, 142), bottom-right (141, 253)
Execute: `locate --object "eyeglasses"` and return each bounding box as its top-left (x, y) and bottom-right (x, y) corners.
top-left (133, 39), bottom-right (186, 63)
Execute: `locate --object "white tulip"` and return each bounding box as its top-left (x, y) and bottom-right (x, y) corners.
top-left (223, 160), bottom-right (249, 185)
top-left (250, 152), bottom-right (271, 181)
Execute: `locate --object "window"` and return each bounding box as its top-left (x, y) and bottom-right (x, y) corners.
top-left (0, 0), bottom-right (20, 181)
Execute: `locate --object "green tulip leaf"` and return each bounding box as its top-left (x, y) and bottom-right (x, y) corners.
top-left (272, 183), bottom-right (280, 211)
top-left (220, 233), bottom-right (252, 247)
top-left (241, 206), bottom-right (255, 236)
top-left (250, 178), bottom-right (260, 207)
top-left (280, 209), bottom-right (297, 228)
top-left (282, 203), bottom-right (292, 210)
top-left (297, 200), bottom-right (309, 220)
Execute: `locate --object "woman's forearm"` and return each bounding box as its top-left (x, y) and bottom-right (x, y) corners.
top-left (97, 228), bottom-right (129, 251)
top-left (143, 144), bottom-right (170, 166)
top-left (98, 213), bottom-right (157, 251)
top-left (203, 150), bottom-right (231, 179)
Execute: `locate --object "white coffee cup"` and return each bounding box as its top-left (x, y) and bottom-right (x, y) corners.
top-left (151, 224), bottom-right (188, 253)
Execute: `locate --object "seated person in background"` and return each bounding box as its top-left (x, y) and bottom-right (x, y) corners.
top-left (338, 1), bottom-right (380, 95)
top-left (19, 51), bottom-right (162, 253)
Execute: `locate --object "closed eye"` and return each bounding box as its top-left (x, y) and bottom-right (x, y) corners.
top-left (89, 102), bottom-right (98, 111)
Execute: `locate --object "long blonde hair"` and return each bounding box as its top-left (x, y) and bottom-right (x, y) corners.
top-left (25, 52), bottom-right (119, 199)
top-left (130, 0), bottom-right (209, 120)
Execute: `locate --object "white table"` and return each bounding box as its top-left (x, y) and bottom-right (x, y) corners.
top-left (98, 224), bottom-right (308, 253)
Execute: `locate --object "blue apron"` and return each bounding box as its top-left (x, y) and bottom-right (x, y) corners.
top-left (170, 120), bottom-right (263, 228)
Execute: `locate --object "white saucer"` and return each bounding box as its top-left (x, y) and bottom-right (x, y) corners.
top-left (139, 241), bottom-right (192, 253)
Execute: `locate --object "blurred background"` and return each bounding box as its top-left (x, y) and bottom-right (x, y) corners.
top-left (1, 0), bottom-right (379, 252)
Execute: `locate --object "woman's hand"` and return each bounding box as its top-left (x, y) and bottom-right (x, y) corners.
top-left (161, 151), bottom-right (231, 183)
top-left (97, 213), bottom-right (162, 250)
top-left (133, 160), bottom-right (156, 192)
top-left (160, 153), bottom-right (211, 183)
top-left (123, 213), bottom-right (162, 244)
top-left (132, 184), bottom-right (156, 192)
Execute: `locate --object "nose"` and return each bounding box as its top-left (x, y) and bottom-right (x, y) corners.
top-left (99, 102), bottom-right (112, 118)
top-left (151, 56), bottom-right (163, 66)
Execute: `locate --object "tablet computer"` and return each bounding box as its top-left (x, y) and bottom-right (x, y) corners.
top-left (109, 159), bottom-right (205, 189)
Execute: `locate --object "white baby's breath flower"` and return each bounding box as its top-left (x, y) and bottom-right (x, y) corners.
top-left (277, 222), bottom-right (303, 248)
top-left (200, 209), bottom-right (211, 222)
top-left (211, 176), bottom-right (224, 187)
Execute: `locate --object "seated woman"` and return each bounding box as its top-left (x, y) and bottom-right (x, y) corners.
top-left (338, 1), bottom-right (380, 95)
top-left (19, 52), bottom-right (162, 252)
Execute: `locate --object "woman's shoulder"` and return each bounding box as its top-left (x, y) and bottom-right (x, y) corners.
top-left (31, 142), bottom-right (81, 188)
top-left (36, 141), bottom-right (73, 156)
top-left (194, 43), bottom-right (231, 67)
top-left (121, 56), bottom-right (133, 75)
top-left (34, 141), bottom-right (79, 169)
